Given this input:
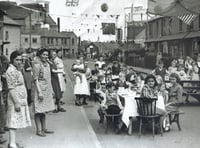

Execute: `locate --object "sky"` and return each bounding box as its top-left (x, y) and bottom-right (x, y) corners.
top-left (2, 0), bottom-right (147, 41)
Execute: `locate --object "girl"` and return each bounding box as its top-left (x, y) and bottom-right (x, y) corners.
top-left (73, 57), bottom-right (90, 106)
top-left (165, 73), bottom-right (183, 131)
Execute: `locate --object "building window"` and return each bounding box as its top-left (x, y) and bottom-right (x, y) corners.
top-left (72, 38), bottom-right (75, 46)
top-left (25, 38), bottom-right (28, 43)
top-left (5, 31), bottom-right (9, 41)
top-left (32, 38), bottom-right (37, 43)
top-left (149, 23), bottom-right (153, 37)
top-left (156, 21), bottom-right (159, 37)
top-left (47, 38), bottom-right (50, 44)
top-left (199, 15), bottom-right (200, 29)
top-left (6, 48), bottom-right (8, 55)
top-left (51, 38), bottom-right (53, 44)
top-left (161, 18), bottom-right (166, 36)
top-left (56, 38), bottom-right (58, 45)
top-left (187, 24), bottom-right (191, 31)
top-left (32, 25), bottom-right (35, 30)
top-left (190, 22), bottom-right (194, 30)
top-left (179, 19), bottom-right (183, 32)
top-left (64, 39), bottom-right (67, 45)
top-left (168, 17), bottom-right (172, 34)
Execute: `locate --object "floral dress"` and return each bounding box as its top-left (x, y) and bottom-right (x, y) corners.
top-left (33, 62), bottom-right (55, 113)
top-left (6, 64), bottom-right (31, 128)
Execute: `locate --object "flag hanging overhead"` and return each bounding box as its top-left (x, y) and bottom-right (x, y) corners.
top-left (178, 14), bottom-right (197, 25)
top-left (148, 0), bottom-right (200, 16)
top-left (102, 23), bottom-right (115, 35)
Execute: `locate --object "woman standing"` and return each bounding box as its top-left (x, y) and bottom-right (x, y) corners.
top-left (6, 51), bottom-right (31, 148)
top-left (33, 49), bottom-right (55, 137)
top-left (50, 50), bottom-right (66, 112)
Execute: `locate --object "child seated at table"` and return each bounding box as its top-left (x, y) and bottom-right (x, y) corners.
top-left (164, 73), bottom-right (183, 131)
top-left (166, 73), bottom-right (183, 112)
top-left (97, 83), bottom-right (123, 129)
top-left (132, 73), bottom-right (144, 95)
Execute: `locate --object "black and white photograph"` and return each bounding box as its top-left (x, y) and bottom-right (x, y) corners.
top-left (0, 0), bottom-right (200, 147)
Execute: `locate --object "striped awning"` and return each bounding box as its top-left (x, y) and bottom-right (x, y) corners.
top-left (178, 14), bottom-right (197, 25)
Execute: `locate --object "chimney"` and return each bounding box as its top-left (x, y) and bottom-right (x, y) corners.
top-left (57, 17), bottom-right (60, 32)
top-left (44, 2), bottom-right (49, 14)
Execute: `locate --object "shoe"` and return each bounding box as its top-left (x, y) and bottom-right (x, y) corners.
top-left (0, 138), bottom-right (7, 144)
top-left (115, 128), bottom-right (121, 134)
top-left (99, 119), bottom-right (104, 124)
top-left (52, 110), bottom-right (59, 113)
top-left (0, 128), bottom-right (5, 134)
top-left (163, 124), bottom-right (171, 132)
top-left (43, 129), bottom-right (54, 134)
top-left (82, 102), bottom-right (88, 105)
top-left (36, 131), bottom-right (46, 137)
top-left (58, 108), bottom-right (66, 112)
top-left (8, 143), bottom-right (24, 148)
top-left (16, 143), bottom-right (24, 148)
top-left (75, 102), bottom-right (81, 106)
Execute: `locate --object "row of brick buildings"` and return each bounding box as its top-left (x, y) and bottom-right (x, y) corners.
top-left (0, 1), bottom-right (78, 58)
top-left (145, 15), bottom-right (200, 59)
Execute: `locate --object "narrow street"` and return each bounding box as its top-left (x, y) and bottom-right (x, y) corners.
top-left (2, 59), bottom-right (200, 148)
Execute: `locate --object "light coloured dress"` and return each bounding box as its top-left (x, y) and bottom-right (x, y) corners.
top-left (52, 57), bottom-right (66, 92)
top-left (33, 62), bottom-right (55, 113)
top-left (6, 64), bottom-right (31, 129)
top-left (73, 64), bottom-right (90, 96)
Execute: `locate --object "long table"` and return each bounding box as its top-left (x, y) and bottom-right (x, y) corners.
top-left (117, 88), bottom-right (165, 135)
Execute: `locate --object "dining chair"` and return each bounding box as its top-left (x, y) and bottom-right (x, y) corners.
top-left (135, 97), bottom-right (163, 137)
top-left (104, 105), bottom-right (122, 134)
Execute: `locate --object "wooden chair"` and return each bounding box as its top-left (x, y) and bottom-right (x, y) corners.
top-left (104, 112), bottom-right (122, 133)
top-left (135, 97), bottom-right (163, 137)
top-left (168, 110), bottom-right (184, 131)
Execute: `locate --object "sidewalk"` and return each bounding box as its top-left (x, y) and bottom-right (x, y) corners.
top-left (9, 65), bottom-right (102, 148)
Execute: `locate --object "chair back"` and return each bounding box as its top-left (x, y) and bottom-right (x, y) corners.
top-left (135, 97), bottom-right (157, 116)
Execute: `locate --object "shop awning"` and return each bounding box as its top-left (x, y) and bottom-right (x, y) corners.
top-left (159, 32), bottom-right (189, 41)
top-left (185, 31), bottom-right (200, 38)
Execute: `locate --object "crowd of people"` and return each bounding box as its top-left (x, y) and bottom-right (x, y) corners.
top-left (153, 55), bottom-right (200, 81)
top-left (1, 50), bottom-right (200, 147)
top-left (0, 49), bottom-right (66, 148)
top-left (71, 55), bottom-right (194, 134)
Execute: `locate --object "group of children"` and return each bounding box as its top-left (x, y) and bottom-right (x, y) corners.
top-left (85, 57), bottom-right (185, 133)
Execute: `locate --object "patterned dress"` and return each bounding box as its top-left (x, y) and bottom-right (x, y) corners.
top-left (6, 64), bottom-right (31, 129)
top-left (33, 61), bottom-right (55, 113)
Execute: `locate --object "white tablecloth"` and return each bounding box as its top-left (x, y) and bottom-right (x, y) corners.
top-left (118, 89), bottom-right (166, 128)
top-left (118, 89), bottom-right (139, 127)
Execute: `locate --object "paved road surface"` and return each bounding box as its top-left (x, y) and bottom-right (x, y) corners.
top-left (1, 59), bottom-right (200, 148)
